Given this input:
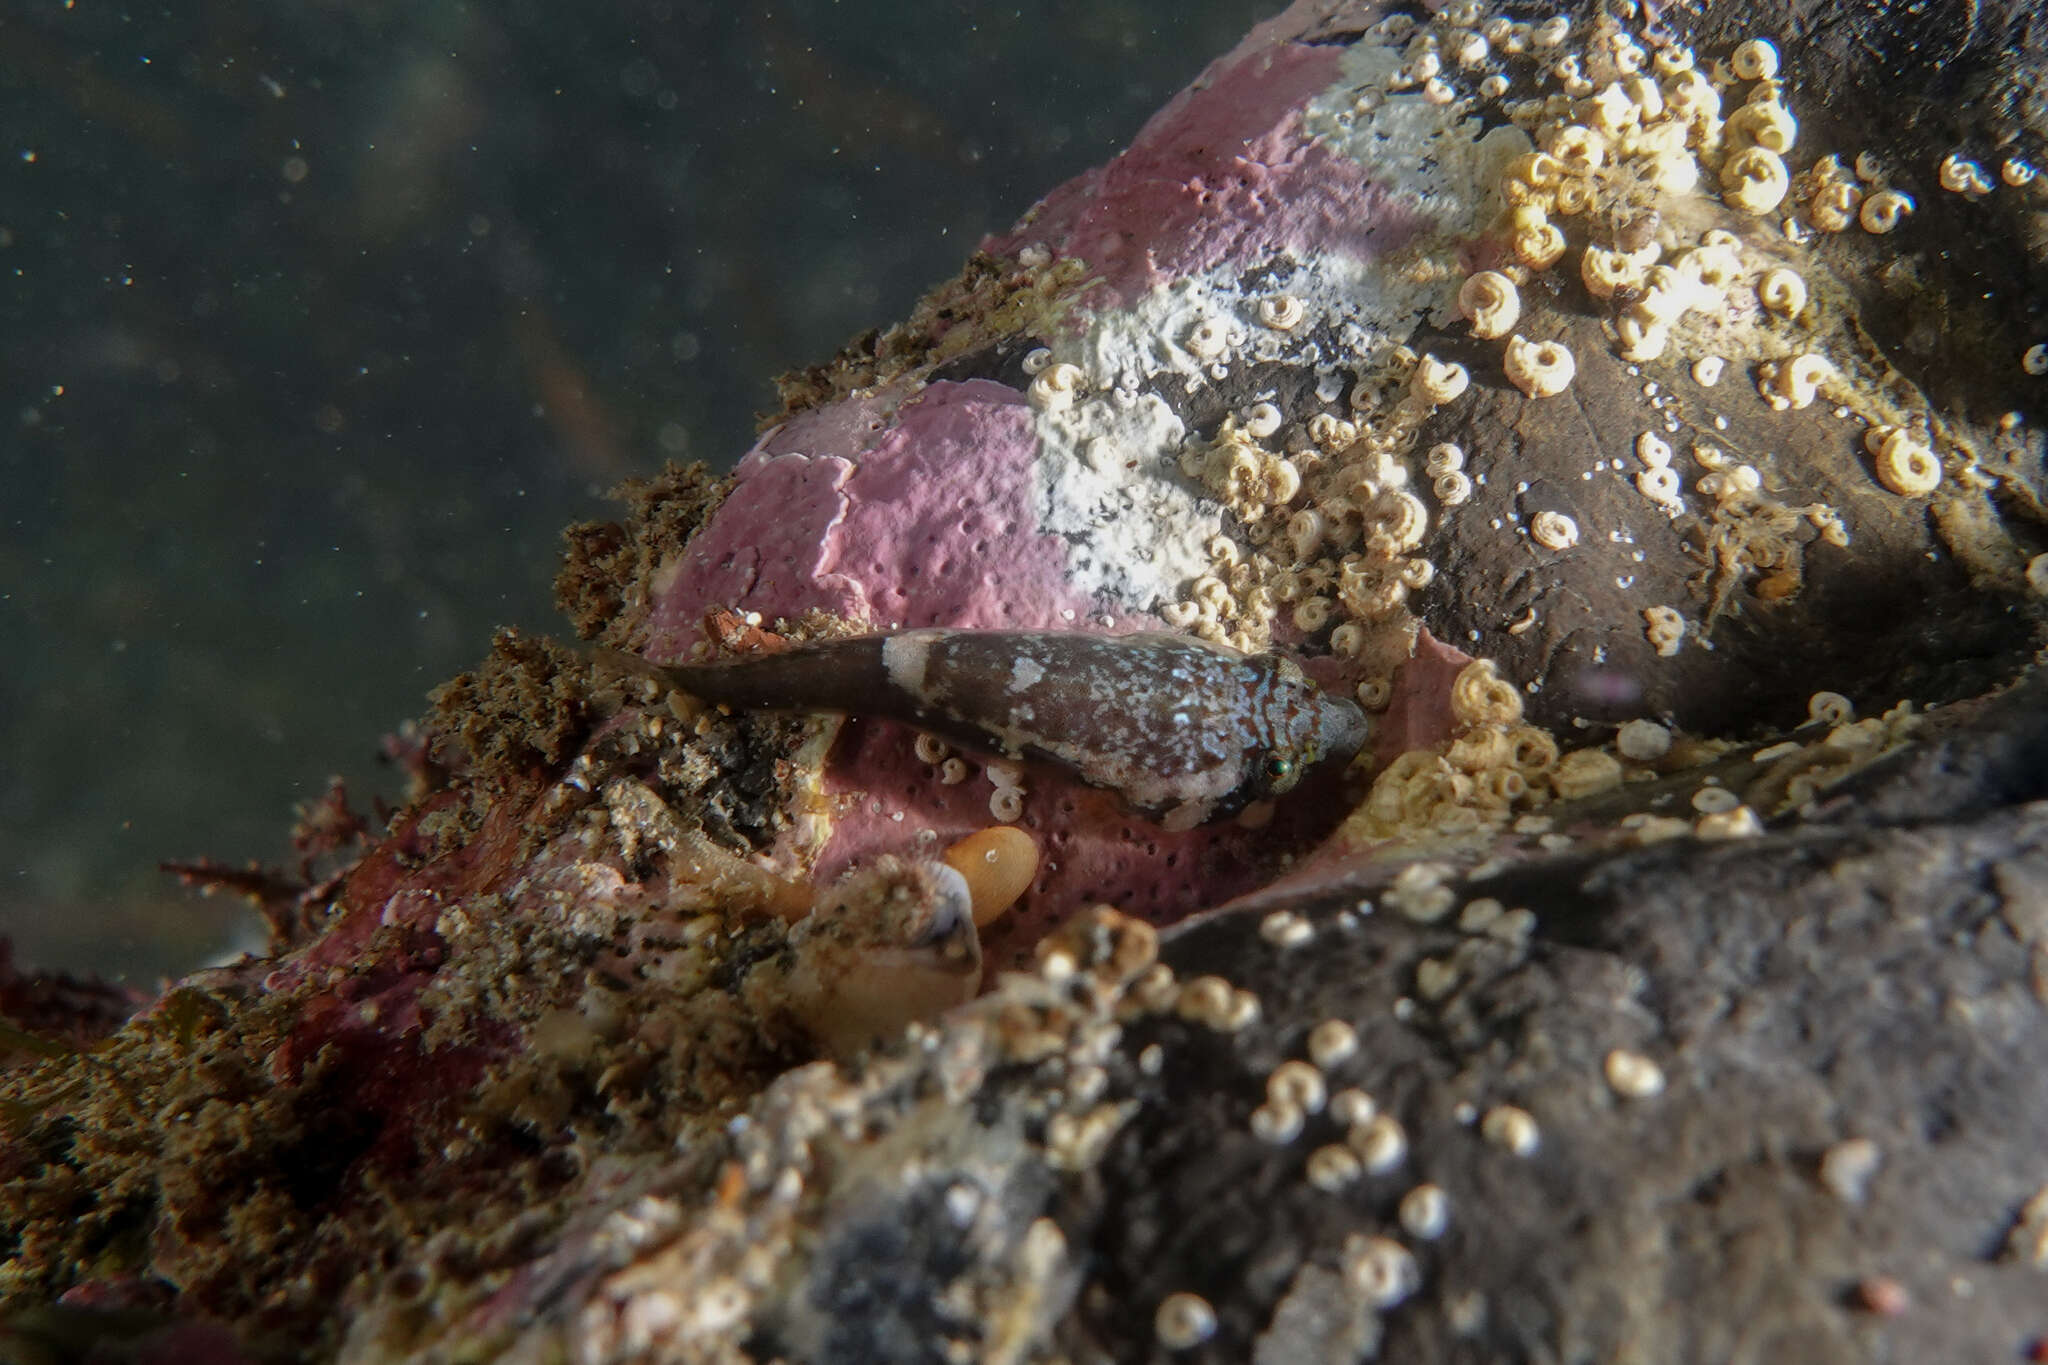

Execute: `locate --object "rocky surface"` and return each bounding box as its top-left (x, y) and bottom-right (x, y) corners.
top-left (6, 0), bottom-right (2048, 1360)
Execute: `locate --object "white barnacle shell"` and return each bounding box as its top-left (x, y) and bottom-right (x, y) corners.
top-left (1286, 506), bottom-right (1326, 558)
top-left (1761, 353), bottom-right (1831, 410)
top-left (1663, 69), bottom-right (1720, 128)
top-left (1258, 294), bottom-right (1306, 331)
top-left (1727, 99), bottom-right (1797, 155)
top-left (2024, 343), bottom-right (2048, 376)
top-left (1637, 431), bottom-right (1673, 467)
top-left (1552, 175), bottom-right (1597, 216)
top-left (1677, 242), bottom-right (1744, 293)
top-left (1551, 748), bottom-right (1623, 800)
top-left (1292, 597), bottom-right (1333, 632)
top-left (1306, 413), bottom-right (1356, 449)
top-left (1512, 219), bottom-right (1568, 270)
top-left (1616, 718), bottom-right (1673, 761)
top-left (1809, 180), bottom-right (1863, 233)
top-left (1503, 335), bottom-right (1575, 398)
top-left (1636, 265), bottom-right (1698, 323)
top-left (1529, 509), bottom-right (1580, 550)
top-left (2004, 157), bottom-right (2038, 187)
top-left (1586, 82), bottom-right (1636, 136)
top-left (1450, 659), bottom-right (1523, 727)
top-left (1615, 308), bottom-right (1669, 362)
top-left (1756, 267), bottom-right (1808, 317)
top-left (1028, 361), bottom-right (1086, 411)
top-left (1412, 354), bottom-right (1471, 405)
top-left (1580, 246), bottom-right (1643, 299)
top-left (1243, 401), bottom-right (1284, 440)
top-left (1859, 188), bottom-right (1914, 234)
top-left (1653, 44), bottom-right (1697, 76)
top-left (1424, 442), bottom-right (1466, 476)
top-left (1184, 316), bottom-right (1231, 360)
top-left (1370, 491), bottom-right (1431, 553)
top-left (1545, 122), bottom-right (1607, 173)
top-left (1637, 466), bottom-right (1682, 505)
top-left (1721, 146), bottom-right (1791, 214)
top-left (1938, 153), bottom-right (1994, 197)
top-left (1730, 37), bottom-right (1779, 81)
top-left (1642, 605), bottom-right (1686, 657)
top-left (1433, 470), bottom-right (1473, 506)
top-left (1458, 271), bottom-right (1522, 339)
top-left (1506, 150), bottom-right (1564, 191)
top-left (1866, 426), bottom-right (1941, 496)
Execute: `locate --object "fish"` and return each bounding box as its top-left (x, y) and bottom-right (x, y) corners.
top-left (601, 629), bottom-right (1370, 830)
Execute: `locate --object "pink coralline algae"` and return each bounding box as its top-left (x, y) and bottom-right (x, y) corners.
top-left (985, 41), bottom-right (1427, 304)
top-left (655, 380), bottom-right (1103, 646)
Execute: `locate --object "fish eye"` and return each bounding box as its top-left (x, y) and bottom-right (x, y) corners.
top-left (1265, 756), bottom-right (1294, 780)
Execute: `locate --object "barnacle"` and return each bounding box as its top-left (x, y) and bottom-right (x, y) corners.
top-left (1637, 466), bottom-right (1682, 505)
top-left (1550, 748), bottom-right (1622, 801)
top-left (1615, 308), bottom-right (1670, 361)
top-left (1721, 146), bottom-right (1791, 214)
top-left (1730, 37), bottom-right (1780, 81)
top-left (1512, 217), bottom-right (1569, 270)
top-left (1809, 179), bottom-right (1863, 233)
top-left (1865, 426), bottom-right (1941, 496)
top-left (1937, 153), bottom-right (1993, 197)
top-left (1434, 470), bottom-right (1474, 506)
top-left (1643, 605), bottom-right (1686, 657)
top-left (1506, 725), bottom-right (1558, 775)
top-left (1757, 267), bottom-right (1808, 316)
top-left (1286, 507), bottom-right (1326, 558)
top-left (1760, 353), bottom-right (1831, 410)
top-left (1581, 246), bottom-right (1643, 298)
top-left (1859, 188), bottom-right (1913, 234)
top-left (1459, 271), bottom-right (1522, 339)
top-left (1028, 361), bottom-right (1085, 411)
top-left (1530, 510), bottom-right (1580, 550)
top-left (1258, 294), bottom-right (1305, 330)
top-left (1450, 659), bottom-right (1524, 728)
top-left (1726, 100), bottom-right (1797, 155)
top-left (1616, 718), bottom-right (1672, 761)
top-left (1677, 242), bottom-right (1743, 293)
top-left (1504, 335), bottom-right (1575, 398)
top-left (1412, 354), bottom-right (1471, 405)
top-left (1293, 597), bottom-right (1333, 632)
top-left (1185, 316), bottom-right (1231, 359)
top-left (1366, 491), bottom-right (1430, 553)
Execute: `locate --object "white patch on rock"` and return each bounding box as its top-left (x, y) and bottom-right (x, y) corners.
top-left (1031, 390), bottom-right (1219, 612)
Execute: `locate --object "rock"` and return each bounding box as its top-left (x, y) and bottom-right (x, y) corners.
top-left (6, 0), bottom-right (2048, 1359)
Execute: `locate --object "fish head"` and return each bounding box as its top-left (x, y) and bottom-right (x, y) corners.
top-left (1242, 655), bottom-right (1373, 801)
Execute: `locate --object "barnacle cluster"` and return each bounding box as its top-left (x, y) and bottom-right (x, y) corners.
top-left (1152, 341), bottom-right (1467, 670)
top-left (1343, 659), bottom-right (1577, 840)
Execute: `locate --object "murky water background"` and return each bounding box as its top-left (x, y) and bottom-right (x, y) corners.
top-left (0, 0), bottom-right (1274, 982)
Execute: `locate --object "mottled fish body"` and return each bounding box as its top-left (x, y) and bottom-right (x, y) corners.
top-left (614, 629), bottom-right (1369, 830)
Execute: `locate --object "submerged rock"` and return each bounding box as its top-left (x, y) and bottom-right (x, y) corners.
top-left (5, 0), bottom-right (2048, 1359)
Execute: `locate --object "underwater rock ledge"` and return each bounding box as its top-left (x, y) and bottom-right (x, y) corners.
top-left (6, 0), bottom-right (2048, 1360)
